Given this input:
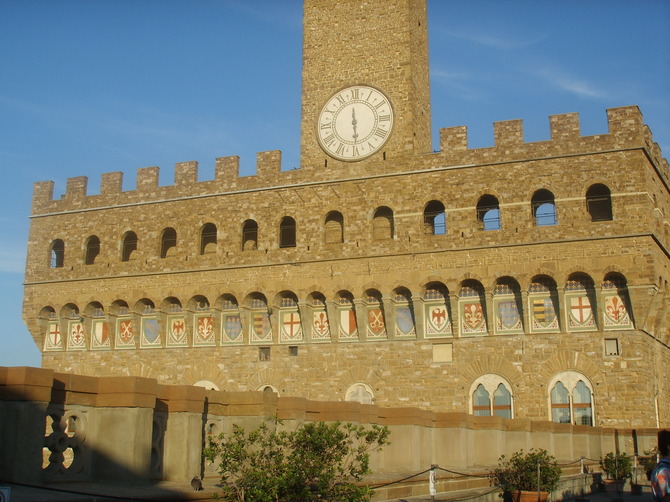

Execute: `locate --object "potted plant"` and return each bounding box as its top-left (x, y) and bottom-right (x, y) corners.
top-left (489, 449), bottom-right (562, 502)
top-left (641, 446), bottom-right (659, 481)
top-left (599, 451), bottom-right (632, 492)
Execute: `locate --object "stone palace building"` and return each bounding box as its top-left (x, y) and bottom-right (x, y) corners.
top-left (23, 0), bottom-right (669, 429)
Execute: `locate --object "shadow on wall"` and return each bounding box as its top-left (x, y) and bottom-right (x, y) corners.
top-left (0, 367), bottom-right (189, 499)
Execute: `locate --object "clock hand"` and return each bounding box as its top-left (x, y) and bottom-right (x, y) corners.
top-left (351, 107), bottom-right (358, 142)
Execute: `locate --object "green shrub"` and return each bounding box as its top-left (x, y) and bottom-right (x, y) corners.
top-left (204, 419), bottom-right (390, 502)
top-left (599, 451), bottom-right (633, 480)
top-left (489, 448), bottom-right (562, 493)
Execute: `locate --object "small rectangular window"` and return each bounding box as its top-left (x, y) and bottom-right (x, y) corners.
top-left (259, 347), bottom-right (271, 361)
top-left (604, 338), bottom-right (620, 356)
top-left (288, 346), bottom-right (298, 357)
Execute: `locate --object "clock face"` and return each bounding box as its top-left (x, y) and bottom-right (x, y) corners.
top-left (317, 85), bottom-right (394, 162)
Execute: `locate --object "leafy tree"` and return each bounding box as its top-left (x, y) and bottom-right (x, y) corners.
top-left (204, 419), bottom-right (390, 502)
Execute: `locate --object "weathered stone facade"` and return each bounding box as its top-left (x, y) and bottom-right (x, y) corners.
top-left (23, 0), bottom-right (669, 428)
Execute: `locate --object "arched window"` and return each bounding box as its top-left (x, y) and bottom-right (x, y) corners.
top-left (324, 211), bottom-right (344, 244)
top-left (477, 195), bottom-right (500, 230)
top-left (531, 189), bottom-right (556, 226)
top-left (50, 239), bottom-right (64, 268)
top-left (586, 184), bottom-right (613, 221)
top-left (200, 223), bottom-right (217, 255)
top-left (279, 216), bottom-right (296, 248)
top-left (372, 206), bottom-right (394, 239)
top-left (470, 375), bottom-right (514, 418)
top-left (160, 228), bottom-right (177, 258)
top-left (84, 236), bottom-right (100, 265)
top-left (424, 200), bottom-right (446, 235)
top-left (242, 220), bottom-right (258, 251)
top-left (549, 371), bottom-right (594, 425)
top-left (121, 231), bottom-right (137, 262)
top-left (345, 383), bottom-right (374, 404)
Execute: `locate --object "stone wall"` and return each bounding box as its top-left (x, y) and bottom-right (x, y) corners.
top-left (0, 366), bottom-right (661, 492)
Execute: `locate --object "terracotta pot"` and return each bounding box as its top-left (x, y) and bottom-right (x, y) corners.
top-left (514, 490), bottom-right (549, 502)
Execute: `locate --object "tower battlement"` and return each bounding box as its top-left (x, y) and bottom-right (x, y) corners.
top-left (31, 106), bottom-right (668, 216)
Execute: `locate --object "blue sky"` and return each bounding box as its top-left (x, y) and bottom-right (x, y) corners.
top-left (0, 0), bottom-right (668, 367)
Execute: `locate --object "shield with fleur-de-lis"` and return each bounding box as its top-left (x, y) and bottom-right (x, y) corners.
top-left (312, 311), bottom-right (329, 339)
top-left (604, 295), bottom-right (631, 327)
top-left (68, 321), bottom-right (85, 349)
top-left (195, 315), bottom-right (214, 345)
top-left (461, 302), bottom-right (485, 334)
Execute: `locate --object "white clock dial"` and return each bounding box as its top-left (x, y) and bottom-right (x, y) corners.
top-left (317, 85), bottom-right (394, 162)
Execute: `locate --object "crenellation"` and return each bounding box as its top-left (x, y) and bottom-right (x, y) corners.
top-left (100, 171), bottom-right (123, 195)
top-left (20, 0), bottom-right (670, 433)
top-left (439, 125), bottom-right (468, 153)
top-left (549, 112), bottom-right (580, 140)
top-left (174, 161), bottom-right (198, 185)
top-left (31, 181), bottom-right (54, 209)
top-left (256, 150), bottom-right (282, 178)
top-left (136, 166), bottom-right (159, 191)
top-left (493, 119), bottom-right (523, 146)
top-left (65, 176), bottom-right (88, 199)
top-left (215, 155), bottom-right (240, 181)
top-left (606, 105), bottom-right (644, 138)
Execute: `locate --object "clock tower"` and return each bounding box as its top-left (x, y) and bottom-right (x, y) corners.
top-left (299, 0), bottom-right (432, 168)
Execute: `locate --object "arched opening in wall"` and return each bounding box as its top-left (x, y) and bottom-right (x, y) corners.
top-left (586, 183), bottom-right (613, 221)
top-left (345, 383), bottom-right (374, 404)
top-left (41, 306), bottom-right (61, 351)
top-left (160, 228), bottom-right (177, 258)
top-left (121, 231), bottom-right (138, 262)
top-left (50, 239), bottom-right (64, 268)
top-left (528, 275), bottom-right (560, 333)
top-left (476, 195), bottom-right (500, 230)
top-left (392, 286), bottom-right (415, 337)
top-left (565, 273), bottom-right (597, 331)
top-left (246, 292), bottom-right (271, 343)
top-left (548, 371), bottom-right (594, 426)
top-left (275, 291), bottom-right (301, 343)
top-left (423, 200), bottom-right (446, 235)
top-left (279, 216), bottom-right (296, 248)
top-left (258, 384), bottom-right (278, 394)
top-left (200, 223), bottom-right (217, 255)
top-left (324, 211), bottom-right (344, 244)
top-left (423, 282), bottom-right (451, 337)
top-left (458, 279), bottom-right (487, 335)
top-left (531, 189), bottom-right (557, 226)
top-left (372, 206), bottom-right (394, 239)
top-left (602, 272), bottom-right (634, 329)
top-left (242, 220), bottom-right (258, 251)
top-left (84, 235), bottom-right (100, 265)
top-left (470, 375), bottom-right (514, 418)
top-left (336, 290), bottom-right (357, 341)
top-left (493, 276), bottom-right (523, 334)
top-left (193, 380), bottom-right (219, 391)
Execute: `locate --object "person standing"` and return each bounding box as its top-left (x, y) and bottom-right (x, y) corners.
top-left (652, 430), bottom-right (670, 502)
